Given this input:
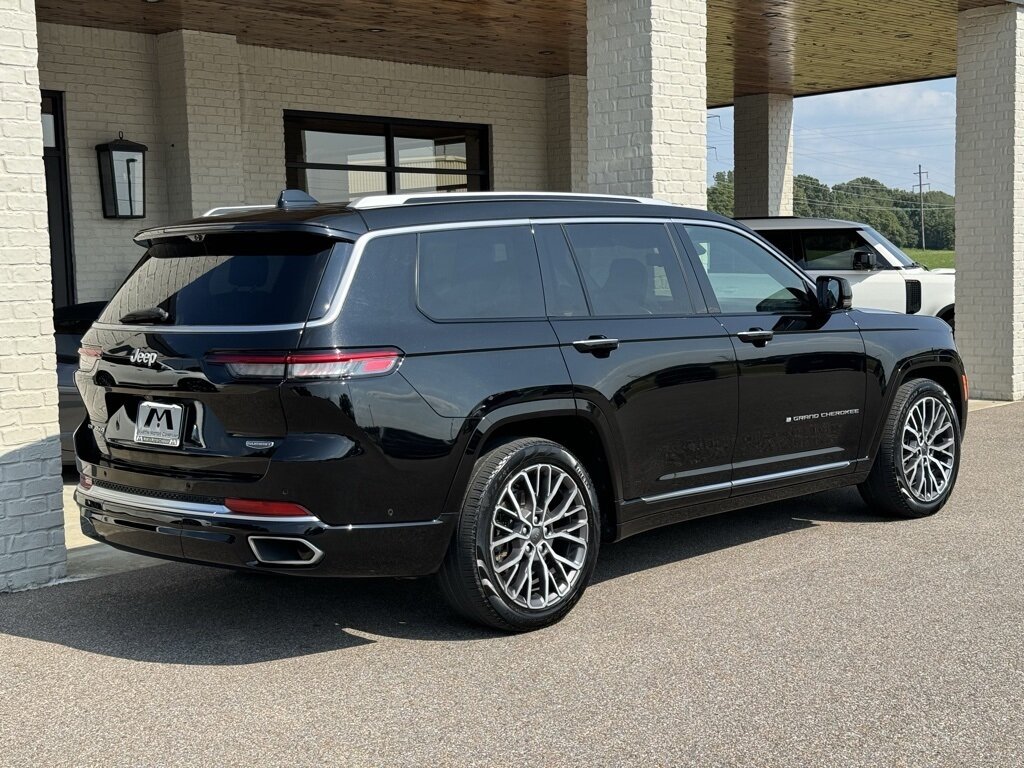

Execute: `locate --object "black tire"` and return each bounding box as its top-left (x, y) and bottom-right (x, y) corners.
top-left (858, 378), bottom-right (962, 518)
top-left (437, 438), bottom-right (601, 632)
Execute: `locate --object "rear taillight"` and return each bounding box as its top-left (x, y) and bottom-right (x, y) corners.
top-left (206, 348), bottom-right (402, 380)
top-left (78, 346), bottom-right (101, 372)
top-left (224, 498), bottom-right (314, 518)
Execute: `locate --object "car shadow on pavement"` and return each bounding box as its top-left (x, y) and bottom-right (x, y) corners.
top-left (0, 487), bottom-right (891, 664)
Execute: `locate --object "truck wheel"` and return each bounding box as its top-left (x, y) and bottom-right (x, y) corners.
top-left (437, 438), bottom-right (600, 632)
top-left (858, 378), bottom-right (962, 518)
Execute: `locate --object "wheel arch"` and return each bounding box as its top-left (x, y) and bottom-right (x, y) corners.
top-left (442, 400), bottom-right (622, 541)
top-left (867, 356), bottom-right (967, 463)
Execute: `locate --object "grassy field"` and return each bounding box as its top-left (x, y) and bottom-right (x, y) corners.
top-left (903, 248), bottom-right (955, 270)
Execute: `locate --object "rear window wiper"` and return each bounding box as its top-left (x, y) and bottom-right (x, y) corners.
top-left (120, 307), bottom-right (170, 324)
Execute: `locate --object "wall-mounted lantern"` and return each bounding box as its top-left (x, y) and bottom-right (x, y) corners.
top-left (95, 132), bottom-right (147, 218)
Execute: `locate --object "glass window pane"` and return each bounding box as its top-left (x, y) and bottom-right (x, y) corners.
top-left (302, 131), bottom-right (386, 166)
top-left (683, 225), bottom-right (812, 314)
top-left (41, 114), bottom-right (56, 148)
top-left (563, 223), bottom-right (691, 317)
top-left (304, 168), bottom-right (387, 202)
top-left (110, 150), bottom-right (144, 216)
top-left (800, 229), bottom-right (871, 270)
top-left (397, 172), bottom-right (473, 193)
top-left (395, 136), bottom-right (468, 171)
top-left (417, 226), bottom-right (544, 319)
top-left (99, 234), bottom-right (343, 326)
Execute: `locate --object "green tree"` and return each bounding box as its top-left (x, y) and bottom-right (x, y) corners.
top-left (706, 170), bottom-right (734, 217)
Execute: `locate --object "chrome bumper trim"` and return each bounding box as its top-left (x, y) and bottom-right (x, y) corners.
top-left (76, 483), bottom-right (321, 524)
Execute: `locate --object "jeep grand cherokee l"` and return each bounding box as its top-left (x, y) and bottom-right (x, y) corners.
top-left (74, 192), bottom-right (967, 631)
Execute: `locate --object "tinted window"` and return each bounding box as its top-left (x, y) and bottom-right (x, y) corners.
top-left (683, 225), bottom-right (812, 314)
top-left (801, 229), bottom-right (873, 270)
top-left (99, 234), bottom-right (346, 326)
top-left (757, 229), bottom-right (797, 261)
top-left (563, 223), bottom-right (691, 316)
top-left (535, 225), bottom-right (588, 317)
top-left (417, 226), bottom-right (544, 319)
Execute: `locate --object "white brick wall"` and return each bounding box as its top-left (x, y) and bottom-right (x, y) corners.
top-left (37, 24), bottom-right (168, 303)
top-left (36, 26), bottom-right (554, 302)
top-left (239, 46), bottom-right (551, 203)
top-left (0, 1), bottom-right (66, 591)
top-left (587, 0), bottom-right (707, 207)
top-left (956, 5), bottom-right (1024, 401)
top-left (546, 74), bottom-right (588, 192)
top-left (733, 93), bottom-right (794, 217)
top-left (159, 31), bottom-right (244, 218)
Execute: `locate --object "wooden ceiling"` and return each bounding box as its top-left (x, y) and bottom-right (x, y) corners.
top-left (35, 0), bottom-right (1005, 106)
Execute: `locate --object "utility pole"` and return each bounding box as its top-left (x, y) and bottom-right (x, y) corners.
top-left (913, 165), bottom-right (930, 250)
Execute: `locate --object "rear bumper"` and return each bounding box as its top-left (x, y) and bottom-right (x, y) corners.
top-left (75, 484), bottom-right (455, 577)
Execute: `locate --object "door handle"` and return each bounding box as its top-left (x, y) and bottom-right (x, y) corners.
top-left (572, 336), bottom-right (620, 355)
top-left (736, 329), bottom-right (774, 347)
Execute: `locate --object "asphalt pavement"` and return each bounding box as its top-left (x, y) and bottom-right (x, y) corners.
top-left (2, 403), bottom-right (1022, 767)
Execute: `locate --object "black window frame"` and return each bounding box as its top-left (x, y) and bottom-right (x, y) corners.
top-left (284, 110), bottom-right (491, 198)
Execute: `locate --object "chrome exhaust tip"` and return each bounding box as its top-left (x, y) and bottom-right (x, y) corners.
top-left (248, 536), bottom-right (324, 567)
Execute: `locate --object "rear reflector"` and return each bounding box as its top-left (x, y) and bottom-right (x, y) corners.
top-left (224, 498), bottom-right (314, 517)
top-left (207, 348), bottom-right (402, 380)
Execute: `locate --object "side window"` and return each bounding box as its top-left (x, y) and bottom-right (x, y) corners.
top-left (417, 226), bottom-right (545, 320)
top-left (801, 229), bottom-right (873, 271)
top-left (682, 225), bottom-right (813, 314)
top-left (534, 225), bottom-right (589, 317)
top-left (563, 223), bottom-right (692, 317)
top-left (757, 229), bottom-right (798, 263)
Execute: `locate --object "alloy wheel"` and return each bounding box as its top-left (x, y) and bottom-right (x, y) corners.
top-left (489, 463), bottom-right (590, 611)
top-left (900, 395), bottom-right (956, 503)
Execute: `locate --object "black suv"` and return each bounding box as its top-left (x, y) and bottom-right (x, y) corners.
top-left (74, 192), bottom-right (966, 631)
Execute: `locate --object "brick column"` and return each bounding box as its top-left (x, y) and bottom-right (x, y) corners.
top-left (733, 93), bottom-right (794, 217)
top-left (546, 75), bottom-right (588, 192)
top-left (956, 4), bottom-right (1024, 401)
top-left (157, 30), bottom-right (244, 220)
top-left (0, 0), bottom-right (67, 591)
top-left (587, 0), bottom-right (707, 206)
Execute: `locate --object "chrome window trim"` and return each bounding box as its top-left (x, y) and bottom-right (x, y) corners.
top-left (77, 483), bottom-right (321, 523)
top-left (640, 460), bottom-right (851, 504)
top-left (96, 215), bottom-right (794, 335)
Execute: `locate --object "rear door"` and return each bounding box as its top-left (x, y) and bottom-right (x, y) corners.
top-left (536, 220), bottom-right (737, 511)
top-left (678, 222), bottom-right (867, 492)
top-left (77, 232), bottom-right (350, 480)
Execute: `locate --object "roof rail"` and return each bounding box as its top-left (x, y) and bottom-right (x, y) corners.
top-left (203, 204), bottom-right (275, 218)
top-left (349, 191), bottom-right (663, 210)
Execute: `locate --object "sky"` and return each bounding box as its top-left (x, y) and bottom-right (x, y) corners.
top-left (708, 78), bottom-right (956, 194)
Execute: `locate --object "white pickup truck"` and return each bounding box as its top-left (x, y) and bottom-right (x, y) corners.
top-left (741, 217), bottom-right (956, 331)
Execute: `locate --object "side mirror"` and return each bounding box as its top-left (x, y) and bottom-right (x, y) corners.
top-left (852, 249), bottom-right (877, 270)
top-left (816, 275), bottom-right (853, 312)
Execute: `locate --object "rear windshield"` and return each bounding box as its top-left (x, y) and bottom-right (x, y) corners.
top-left (99, 233), bottom-right (350, 326)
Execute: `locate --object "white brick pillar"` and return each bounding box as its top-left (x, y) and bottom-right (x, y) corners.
top-left (733, 93), bottom-right (794, 217)
top-left (546, 75), bottom-right (588, 192)
top-left (0, 0), bottom-right (67, 591)
top-left (587, 0), bottom-right (707, 206)
top-left (157, 30), bottom-right (244, 220)
top-left (956, 4), bottom-right (1024, 401)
